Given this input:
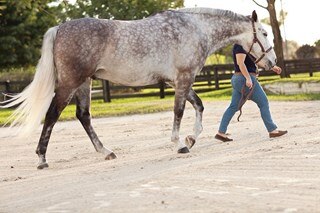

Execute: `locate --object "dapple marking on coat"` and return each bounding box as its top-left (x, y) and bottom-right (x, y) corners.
top-left (0, 8), bottom-right (276, 169)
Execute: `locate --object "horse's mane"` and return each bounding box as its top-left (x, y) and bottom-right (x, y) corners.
top-left (175, 7), bottom-right (250, 22)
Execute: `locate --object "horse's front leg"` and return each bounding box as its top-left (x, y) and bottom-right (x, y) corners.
top-left (185, 89), bottom-right (204, 149)
top-left (171, 74), bottom-right (193, 153)
top-left (171, 93), bottom-right (189, 153)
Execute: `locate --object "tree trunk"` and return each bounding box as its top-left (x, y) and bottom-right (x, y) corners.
top-left (267, 0), bottom-right (289, 77)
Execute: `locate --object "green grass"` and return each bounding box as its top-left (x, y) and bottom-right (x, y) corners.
top-left (1, 73), bottom-right (319, 126)
top-left (0, 97), bottom-right (175, 126)
top-left (260, 73), bottom-right (320, 101)
top-left (87, 97), bottom-right (174, 118)
top-left (267, 93), bottom-right (320, 101)
top-left (0, 108), bottom-right (13, 126)
top-left (261, 72), bottom-right (320, 84)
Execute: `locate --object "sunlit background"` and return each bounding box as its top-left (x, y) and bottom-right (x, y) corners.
top-left (184, 0), bottom-right (320, 46)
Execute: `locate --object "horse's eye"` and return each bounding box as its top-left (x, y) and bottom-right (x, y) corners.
top-left (263, 33), bottom-right (268, 37)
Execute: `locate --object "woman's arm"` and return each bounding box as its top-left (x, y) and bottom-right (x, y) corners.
top-left (236, 53), bottom-right (253, 89)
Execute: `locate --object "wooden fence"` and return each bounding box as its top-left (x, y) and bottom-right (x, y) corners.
top-left (1, 58), bottom-right (320, 102)
top-left (98, 58), bottom-right (320, 102)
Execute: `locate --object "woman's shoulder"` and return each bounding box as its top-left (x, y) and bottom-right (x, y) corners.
top-left (233, 44), bottom-right (246, 54)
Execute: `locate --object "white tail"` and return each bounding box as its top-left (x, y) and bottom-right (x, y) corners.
top-left (1, 26), bottom-right (58, 136)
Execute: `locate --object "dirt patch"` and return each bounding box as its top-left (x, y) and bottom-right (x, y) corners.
top-left (0, 101), bottom-right (319, 212)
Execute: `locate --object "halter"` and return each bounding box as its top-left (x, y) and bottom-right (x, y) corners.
top-left (247, 20), bottom-right (273, 64)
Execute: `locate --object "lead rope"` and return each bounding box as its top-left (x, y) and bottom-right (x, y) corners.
top-left (237, 81), bottom-right (256, 122)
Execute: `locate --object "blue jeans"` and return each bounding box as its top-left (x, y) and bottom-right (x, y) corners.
top-left (218, 74), bottom-right (277, 133)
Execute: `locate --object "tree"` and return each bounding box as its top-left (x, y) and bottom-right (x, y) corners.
top-left (205, 44), bottom-right (233, 65)
top-left (0, 0), bottom-right (6, 16)
top-left (0, 0), bottom-right (183, 67)
top-left (60, 0), bottom-right (183, 21)
top-left (315, 39), bottom-right (320, 57)
top-left (260, 9), bottom-right (287, 26)
top-left (252, 0), bottom-right (289, 77)
top-left (284, 40), bottom-right (299, 60)
top-left (296, 44), bottom-right (318, 59)
top-left (0, 0), bottom-right (59, 67)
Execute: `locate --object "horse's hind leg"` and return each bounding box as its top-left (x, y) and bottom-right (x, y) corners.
top-left (36, 86), bottom-right (77, 169)
top-left (185, 89), bottom-right (204, 149)
top-left (74, 79), bottom-right (116, 160)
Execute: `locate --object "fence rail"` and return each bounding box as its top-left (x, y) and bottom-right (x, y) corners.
top-left (1, 58), bottom-right (320, 102)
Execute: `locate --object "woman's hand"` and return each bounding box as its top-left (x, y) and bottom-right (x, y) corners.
top-left (246, 77), bottom-right (253, 89)
top-left (271, 65), bottom-right (282, 74)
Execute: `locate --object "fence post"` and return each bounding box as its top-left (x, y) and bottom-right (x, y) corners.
top-left (4, 80), bottom-right (11, 101)
top-left (207, 70), bottom-right (212, 86)
top-left (214, 67), bottom-right (219, 90)
top-left (5, 80), bottom-right (10, 93)
top-left (159, 81), bottom-right (165, 99)
top-left (102, 80), bottom-right (111, 103)
top-left (309, 60), bottom-right (313, 77)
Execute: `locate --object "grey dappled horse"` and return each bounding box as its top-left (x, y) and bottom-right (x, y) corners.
top-left (1, 8), bottom-right (277, 169)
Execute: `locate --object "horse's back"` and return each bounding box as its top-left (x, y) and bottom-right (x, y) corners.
top-left (53, 12), bottom-right (207, 86)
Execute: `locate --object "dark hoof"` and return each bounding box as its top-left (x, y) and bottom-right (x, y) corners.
top-left (37, 163), bottom-right (49, 170)
top-left (177, 147), bottom-right (190, 154)
top-left (105, 152), bottom-right (117, 160)
top-left (185, 135), bottom-right (196, 149)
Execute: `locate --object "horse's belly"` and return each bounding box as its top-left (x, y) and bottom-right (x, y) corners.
top-left (94, 68), bottom-right (161, 86)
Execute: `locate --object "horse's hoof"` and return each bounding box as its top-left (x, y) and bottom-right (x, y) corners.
top-left (177, 147), bottom-right (190, 154)
top-left (105, 152), bottom-right (117, 160)
top-left (185, 135), bottom-right (196, 149)
top-left (37, 163), bottom-right (49, 170)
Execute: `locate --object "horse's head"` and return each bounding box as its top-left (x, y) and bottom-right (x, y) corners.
top-left (241, 11), bottom-right (277, 70)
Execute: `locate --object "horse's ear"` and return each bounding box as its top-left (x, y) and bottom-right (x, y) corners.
top-left (252, 10), bottom-right (258, 22)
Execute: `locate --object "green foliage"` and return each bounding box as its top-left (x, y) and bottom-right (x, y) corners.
top-left (59, 0), bottom-right (183, 20)
top-left (0, 0), bottom-right (7, 15)
top-left (205, 44), bottom-right (233, 65)
top-left (205, 54), bottom-right (226, 65)
top-left (315, 40), bottom-right (320, 57)
top-left (296, 44), bottom-right (319, 59)
top-left (0, 66), bottom-right (35, 81)
top-left (0, 0), bottom-right (184, 68)
top-left (0, 0), bottom-right (60, 67)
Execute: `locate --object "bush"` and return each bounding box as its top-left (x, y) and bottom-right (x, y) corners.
top-left (0, 66), bottom-right (35, 82)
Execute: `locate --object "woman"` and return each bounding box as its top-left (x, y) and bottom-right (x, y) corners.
top-left (215, 44), bottom-right (287, 142)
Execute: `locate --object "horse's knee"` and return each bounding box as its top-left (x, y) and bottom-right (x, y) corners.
top-left (174, 106), bottom-right (185, 119)
top-left (197, 96), bottom-right (204, 112)
top-left (188, 90), bottom-right (204, 113)
top-left (198, 104), bottom-right (204, 113)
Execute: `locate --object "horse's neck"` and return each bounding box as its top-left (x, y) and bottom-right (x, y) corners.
top-left (196, 14), bottom-right (250, 55)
